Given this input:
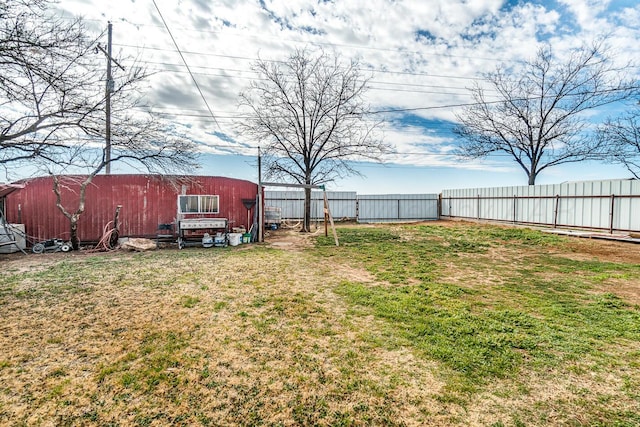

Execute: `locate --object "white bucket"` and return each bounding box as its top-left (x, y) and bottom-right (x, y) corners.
top-left (228, 233), bottom-right (241, 246)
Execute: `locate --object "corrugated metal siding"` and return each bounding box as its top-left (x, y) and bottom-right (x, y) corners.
top-left (4, 175), bottom-right (258, 243)
top-left (441, 179), bottom-right (640, 232)
top-left (264, 191), bottom-right (357, 219)
top-left (263, 191), bottom-right (439, 223)
top-left (357, 194), bottom-right (439, 222)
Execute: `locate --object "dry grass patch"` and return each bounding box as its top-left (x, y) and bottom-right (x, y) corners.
top-left (0, 246), bottom-right (450, 426)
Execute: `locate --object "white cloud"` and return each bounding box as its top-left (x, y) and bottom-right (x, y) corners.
top-left (558, 0), bottom-right (611, 30)
top-left (46, 0), bottom-right (639, 172)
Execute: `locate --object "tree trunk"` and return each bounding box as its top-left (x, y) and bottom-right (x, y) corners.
top-left (53, 175), bottom-right (88, 251)
top-left (70, 217), bottom-right (80, 250)
top-left (528, 173), bottom-right (537, 185)
top-left (302, 187), bottom-right (311, 232)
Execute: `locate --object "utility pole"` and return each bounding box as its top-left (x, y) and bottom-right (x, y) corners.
top-left (105, 21), bottom-right (113, 174)
top-left (96, 22), bottom-right (124, 175)
top-left (258, 146), bottom-right (263, 242)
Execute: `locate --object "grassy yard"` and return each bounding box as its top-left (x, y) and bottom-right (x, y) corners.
top-left (1, 221), bottom-right (639, 426)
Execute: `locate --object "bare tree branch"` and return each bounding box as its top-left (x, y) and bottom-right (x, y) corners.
top-left (598, 106), bottom-right (640, 179)
top-left (454, 40), bottom-right (639, 185)
top-left (238, 47), bottom-right (389, 231)
top-left (2, 0), bottom-right (200, 247)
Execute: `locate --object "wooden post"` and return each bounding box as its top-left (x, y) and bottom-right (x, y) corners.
top-left (113, 205), bottom-right (122, 233)
top-left (324, 198), bottom-right (328, 237)
top-left (553, 195), bottom-right (560, 229)
top-left (609, 194), bottom-right (615, 234)
top-left (324, 191), bottom-right (339, 246)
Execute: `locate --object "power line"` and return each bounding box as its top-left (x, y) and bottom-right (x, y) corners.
top-left (135, 58), bottom-right (492, 92)
top-left (370, 101), bottom-right (483, 114)
top-left (114, 43), bottom-right (491, 83)
top-left (151, 0), bottom-right (221, 130)
top-left (368, 86), bottom-right (640, 114)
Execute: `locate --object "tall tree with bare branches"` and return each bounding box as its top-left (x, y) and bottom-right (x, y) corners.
top-left (43, 51), bottom-right (199, 250)
top-left (0, 0), bottom-right (103, 175)
top-left (598, 106), bottom-right (640, 179)
top-left (1, 0), bottom-right (199, 248)
top-left (454, 41), bottom-right (638, 185)
top-left (239, 48), bottom-right (389, 232)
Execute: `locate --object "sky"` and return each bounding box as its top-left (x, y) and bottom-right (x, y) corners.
top-left (47, 0), bottom-right (640, 194)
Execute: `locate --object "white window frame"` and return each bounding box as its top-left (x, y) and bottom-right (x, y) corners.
top-left (178, 195), bottom-right (220, 214)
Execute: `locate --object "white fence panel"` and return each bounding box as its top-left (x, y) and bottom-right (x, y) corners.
top-left (264, 191), bottom-right (357, 220)
top-left (357, 194), bottom-right (439, 223)
top-left (442, 179), bottom-right (640, 232)
top-left (264, 192), bottom-right (439, 223)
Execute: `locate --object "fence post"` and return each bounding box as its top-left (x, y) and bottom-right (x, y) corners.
top-left (554, 194), bottom-right (560, 229)
top-left (477, 194), bottom-right (481, 220)
top-left (513, 195), bottom-right (517, 224)
top-left (609, 194), bottom-right (615, 234)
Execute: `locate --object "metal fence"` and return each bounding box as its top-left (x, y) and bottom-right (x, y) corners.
top-left (441, 179), bottom-right (640, 233)
top-left (264, 191), bottom-right (439, 223)
top-left (264, 191), bottom-right (357, 221)
top-left (357, 194), bottom-right (439, 223)
top-left (265, 179), bottom-right (640, 232)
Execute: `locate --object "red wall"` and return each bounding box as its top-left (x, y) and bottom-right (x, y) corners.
top-left (4, 175), bottom-right (258, 243)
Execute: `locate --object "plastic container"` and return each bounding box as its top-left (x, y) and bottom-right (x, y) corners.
top-left (242, 233), bottom-right (252, 243)
top-left (228, 233), bottom-right (242, 246)
top-left (214, 233), bottom-right (227, 247)
top-left (202, 233), bottom-right (214, 248)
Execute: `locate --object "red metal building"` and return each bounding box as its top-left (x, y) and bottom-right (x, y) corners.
top-left (4, 175), bottom-right (258, 244)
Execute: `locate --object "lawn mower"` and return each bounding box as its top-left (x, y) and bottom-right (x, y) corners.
top-left (32, 238), bottom-right (72, 254)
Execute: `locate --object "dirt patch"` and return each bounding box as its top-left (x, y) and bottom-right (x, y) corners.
top-left (561, 238), bottom-right (640, 264)
top-left (0, 251), bottom-right (85, 274)
top-left (264, 227), bottom-right (324, 251)
top-left (589, 279), bottom-right (640, 305)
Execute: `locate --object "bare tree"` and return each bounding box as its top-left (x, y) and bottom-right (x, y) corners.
top-left (0, 0), bottom-right (104, 176)
top-left (239, 48), bottom-right (388, 231)
top-left (454, 41), bottom-right (638, 185)
top-left (2, 0), bottom-right (199, 248)
top-left (598, 107), bottom-right (640, 179)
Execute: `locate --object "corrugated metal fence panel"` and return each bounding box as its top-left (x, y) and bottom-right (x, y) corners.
top-left (264, 190), bottom-right (304, 219)
top-left (263, 192), bottom-right (439, 222)
top-left (442, 179), bottom-right (640, 232)
top-left (358, 195), bottom-right (398, 221)
top-left (614, 180), bottom-right (640, 231)
top-left (264, 191), bottom-right (357, 219)
top-left (321, 192), bottom-right (357, 219)
top-left (357, 194), bottom-right (439, 223)
top-left (442, 187), bottom-right (478, 219)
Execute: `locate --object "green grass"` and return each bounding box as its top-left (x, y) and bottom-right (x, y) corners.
top-left (317, 224), bottom-right (640, 408)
